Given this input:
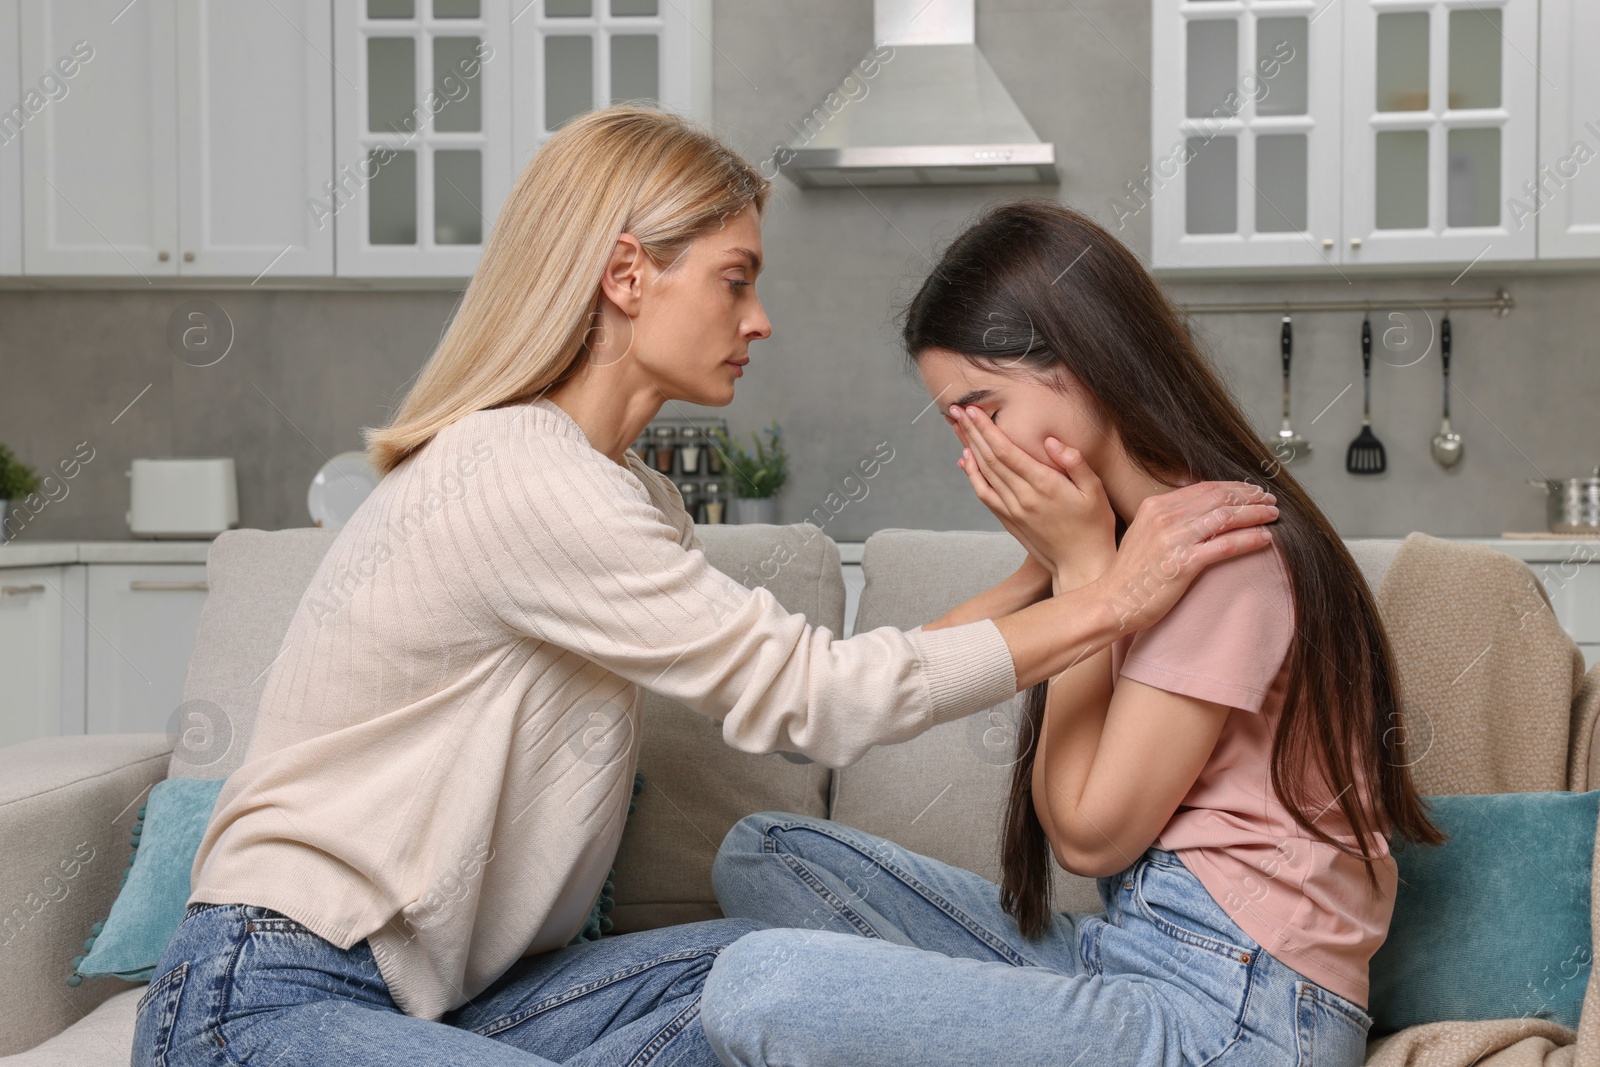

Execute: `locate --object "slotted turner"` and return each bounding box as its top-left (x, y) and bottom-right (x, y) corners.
top-left (1345, 315), bottom-right (1387, 474)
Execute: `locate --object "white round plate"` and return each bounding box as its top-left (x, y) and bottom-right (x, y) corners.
top-left (308, 451), bottom-right (380, 529)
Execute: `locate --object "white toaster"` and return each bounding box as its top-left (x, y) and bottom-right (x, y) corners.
top-left (126, 457), bottom-right (239, 539)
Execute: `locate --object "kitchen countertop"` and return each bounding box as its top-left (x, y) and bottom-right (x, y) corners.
top-left (834, 535), bottom-right (1600, 566)
top-left (1441, 536), bottom-right (1600, 562)
top-left (1, 533), bottom-right (1594, 570)
top-left (0, 539), bottom-right (216, 567)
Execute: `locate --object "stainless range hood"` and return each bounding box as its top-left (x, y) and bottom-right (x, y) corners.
top-left (777, 0), bottom-right (1058, 188)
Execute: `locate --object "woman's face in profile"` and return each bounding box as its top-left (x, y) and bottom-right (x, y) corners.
top-left (915, 348), bottom-right (1113, 477)
top-left (630, 203), bottom-right (772, 406)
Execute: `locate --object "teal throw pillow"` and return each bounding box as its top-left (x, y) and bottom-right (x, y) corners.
top-left (1369, 790), bottom-right (1597, 1034)
top-left (69, 775), bottom-right (228, 984)
top-left (68, 767), bottom-right (645, 983)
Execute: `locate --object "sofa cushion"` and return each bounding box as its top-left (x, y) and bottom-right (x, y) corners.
top-left (832, 530), bottom-right (1105, 916)
top-left (73, 777), bottom-right (230, 983)
top-left (171, 522), bottom-right (840, 936)
top-left (1346, 538), bottom-right (1403, 591)
top-left (834, 532), bottom-right (1407, 922)
top-left (0, 987), bottom-right (141, 1066)
top-left (170, 527), bottom-right (339, 780)
top-left (1369, 789), bottom-right (1599, 1035)
top-left (0, 735), bottom-right (170, 1058)
top-left (610, 523), bottom-right (840, 933)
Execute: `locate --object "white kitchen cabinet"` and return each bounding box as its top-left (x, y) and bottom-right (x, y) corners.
top-left (1151, 0), bottom-right (1548, 269)
top-left (175, 0), bottom-right (334, 276)
top-left (9, 0), bottom-right (706, 280)
top-left (0, 566), bottom-right (76, 747)
top-left (84, 564), bottom-right (208, 736)
top-left (0, 0), bottom-right (21, 274)
top-left (1149, 0), bottom-right (1344, 268)
top-left (19, 0), bottom-right (178, 276)
top-left (1536, 0), bottom-right (1600, 259)
top-left (332, 0), bottom-right (513, 276)
top-left (508, 0), bottom-right (704, 173)
top-left (1341, 0), bottom-right (1538, 265)
top-left (333, 0), bottom-right (706, 277)
top-left (18, 0), bottom-right (333, 277)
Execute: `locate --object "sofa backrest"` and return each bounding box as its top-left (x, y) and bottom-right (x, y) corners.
top-left (829, 531), bottom-right (1410, 916)
top-left (171, 522), bottom-right (842, 933)
top-left (609, 523), bottom-right (840, 934)
top-left (168, 524), bottom-right (1446, 933)
top-left (171, 527), bottom-right (340, 779)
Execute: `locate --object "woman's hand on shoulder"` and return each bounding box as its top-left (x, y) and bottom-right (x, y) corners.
top-left (1100, 481), bottom-right (1278, 632)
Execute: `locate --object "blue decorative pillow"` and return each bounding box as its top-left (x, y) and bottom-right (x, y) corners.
top-left (68, 768), bottom-right (644, 982)
top-left (1369, 790), bottom-right (1598, 1034)
top-left (569, 771), bottom-right (645, 945)
top-left (69, 776), bottom-right (229, 984)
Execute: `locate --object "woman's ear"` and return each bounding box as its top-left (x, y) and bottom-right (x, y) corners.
top-left (598, 232), bottom-right (648, 317)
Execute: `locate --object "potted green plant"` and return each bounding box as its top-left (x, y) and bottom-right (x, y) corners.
top-left (0, 442), bottom-right (41, 544)
top-left (709, 422), bottom-right (788, 524)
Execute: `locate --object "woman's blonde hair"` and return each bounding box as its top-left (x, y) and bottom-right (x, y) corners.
top-left (363, 104), bottom-right (773, 476)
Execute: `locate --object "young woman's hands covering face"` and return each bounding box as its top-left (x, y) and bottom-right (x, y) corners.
top-left (951, 403), bottom-right (1118, 587)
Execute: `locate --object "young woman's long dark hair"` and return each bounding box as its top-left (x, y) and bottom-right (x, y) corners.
top-left (899, 198), bottom-right (1448, 938)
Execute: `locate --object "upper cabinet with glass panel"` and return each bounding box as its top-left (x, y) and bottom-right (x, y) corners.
top-left (1151, 0), bottom-right (1571, 270)
top-left (1343, 0), bottom-right (1537, 263)
top-left (509, 0), bottom-right (701, 176)
top-left (1152, 0), bottom-right (1342, 268)
top-left (334, 0), bottom-right (707, 277)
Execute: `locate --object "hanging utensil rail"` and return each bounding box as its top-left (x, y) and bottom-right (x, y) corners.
top-left (1176, 288), bottom-right (1513, 317)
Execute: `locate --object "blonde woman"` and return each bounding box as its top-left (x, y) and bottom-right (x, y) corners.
top-left (132, 106), bottom-right (1278, 1067)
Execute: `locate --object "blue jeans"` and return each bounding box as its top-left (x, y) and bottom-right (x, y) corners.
top-left (130, 900), bottom-right (768, 1066)
top-left (703, 812), bottom-right (1374, 1067)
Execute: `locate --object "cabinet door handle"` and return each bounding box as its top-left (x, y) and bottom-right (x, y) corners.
top-left (1, 584), bottom-right (46, 596)
top-left (129, 581), bottom-right (209, 591)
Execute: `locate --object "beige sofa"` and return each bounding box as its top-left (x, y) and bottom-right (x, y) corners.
top-left (0, 523), bottom-right (1589, 1064)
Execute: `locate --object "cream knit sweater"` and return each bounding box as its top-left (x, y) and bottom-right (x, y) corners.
top-left (187, 396), bottom-right (1020, 1021)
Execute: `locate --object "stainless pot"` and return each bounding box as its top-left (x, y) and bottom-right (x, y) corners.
top-left (1528, 467), bottom-right (1600, 534)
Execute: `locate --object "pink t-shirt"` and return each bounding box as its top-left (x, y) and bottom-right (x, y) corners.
top-left (1110, 541), bottom-right (1397, 1009)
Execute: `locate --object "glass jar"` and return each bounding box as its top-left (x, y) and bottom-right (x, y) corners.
top-left (678, 426), bottom-right (703, 474)
top-left (634, 431), bottom-right (654, 470)
top-left (653, 426), bottom-right (677, 475)
top-left (702, 481), bottom-right (726, 525)
top-left (706, 427), bottom-right (725, 474)
top-left (677, 481), bottom-right (703, 524)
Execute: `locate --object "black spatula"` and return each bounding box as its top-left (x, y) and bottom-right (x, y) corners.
top-left (1345, 315), bottom-right (1387, 474)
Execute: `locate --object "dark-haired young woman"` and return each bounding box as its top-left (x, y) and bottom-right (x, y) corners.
top-left (701, 199), bottom-right (1447, 1067)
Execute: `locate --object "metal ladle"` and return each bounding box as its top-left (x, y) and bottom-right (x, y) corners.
top-left (1269, 315), bottom-right (1309, 463)
top-left (1431, 315), bottom-right (1463, 467)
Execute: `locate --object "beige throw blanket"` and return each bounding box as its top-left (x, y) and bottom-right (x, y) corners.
top-left (1363, 533), bottom-right (1600, 1067)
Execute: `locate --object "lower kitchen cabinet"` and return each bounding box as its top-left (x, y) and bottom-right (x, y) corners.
top-left (1519, 553), bottom-right (1600, 669)
top-left (84, 564), bottom-right (208, 736)
top-left (0, 565), bottom-right (76, 747)
top-left (0, 548), bottom-right (211, 747)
